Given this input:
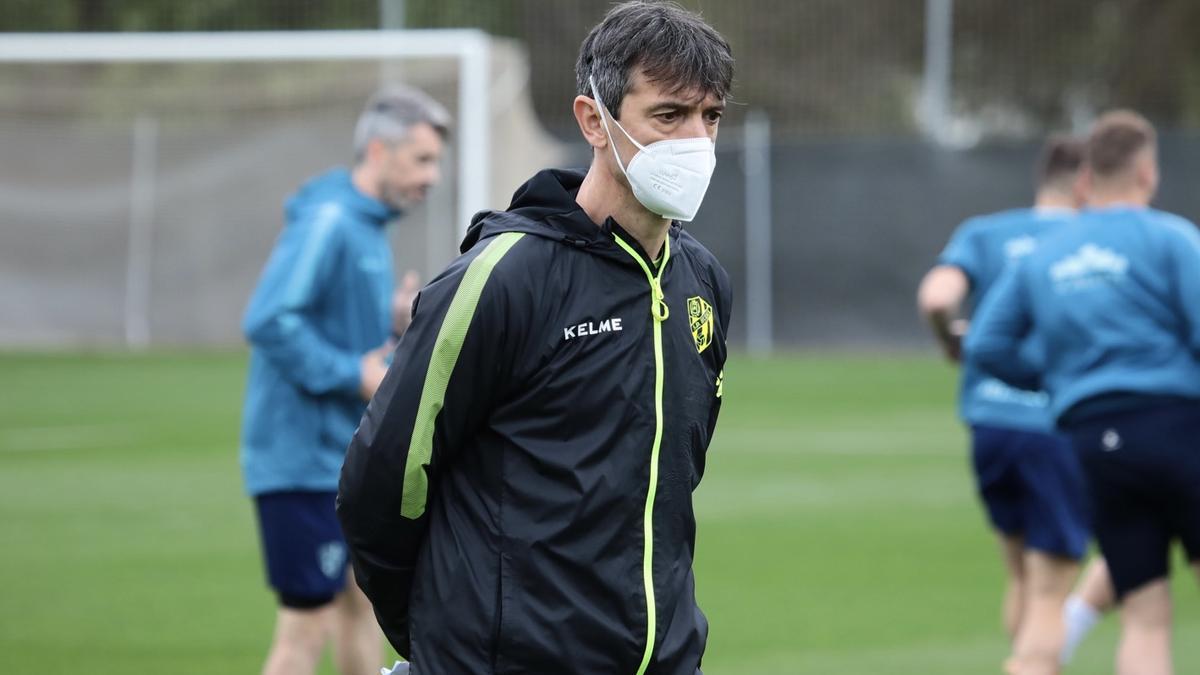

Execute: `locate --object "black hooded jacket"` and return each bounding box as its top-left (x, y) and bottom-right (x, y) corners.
top-left (337, 168), bottom-right (731, 674)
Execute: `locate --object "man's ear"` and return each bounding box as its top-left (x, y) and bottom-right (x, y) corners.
top-left (361, 137), bottom-right (386, 166)
top-left (574, 95), bottom-right (608, 150)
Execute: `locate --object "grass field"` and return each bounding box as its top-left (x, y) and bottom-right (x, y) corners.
top-left (2, 351), bottom-right (1198, 674)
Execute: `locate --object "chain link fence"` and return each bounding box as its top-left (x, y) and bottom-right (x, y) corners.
top-left (10, 1), bottom-right (1200, 137)
top-left (4, 1), bottom-right (1200, 348)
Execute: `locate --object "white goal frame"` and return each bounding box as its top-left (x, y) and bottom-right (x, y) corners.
top-left (0, 30), bottom-right (490, 348)
top-left (0, 30), bottom-right (491, 237)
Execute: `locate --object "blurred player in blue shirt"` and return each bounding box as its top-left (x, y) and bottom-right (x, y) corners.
top-left (240, 86), bottom-right (448, 675)
top-left (918, 134), bottom-right (1087, 675)
top-left (967, 110), bottom-right (1200, 675)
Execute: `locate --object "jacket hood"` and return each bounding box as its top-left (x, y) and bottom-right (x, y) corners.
top-left (460, 168), bottom-right (679, 265)
top-left (286, 167), bottom-right (397, 227)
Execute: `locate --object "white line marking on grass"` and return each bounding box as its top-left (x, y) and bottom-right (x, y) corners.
top-left (0, 424), bottom-right (140, 452)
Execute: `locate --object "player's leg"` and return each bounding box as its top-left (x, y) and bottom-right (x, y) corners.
top-left (1010, 551), bottom-right (1077, 675)
top-left (999, 534), bottom-right (1027, 640)
top-left (1171, 400), bottom-right (1200, 634)
top-left (1061, 556), bottom-right (1113, 664)
top-left (332, 565), bottom-right (384, 675)
top-left (263, 604), bottom-right (336, 675)
top-left (1068, 410), bottom-right (1176, 675)
top-left (1008, 430), bottom-right (1088, 675)
top-left (971, 425), bottom-right (1027, 639)
top-left (1116, 579), bottom-right (1172, 675)
top-left (1114, 399), bottom-right (1200, 675)
top-left (254, 491), bottom-right (350, 675)
top-left (1076, 556), bottom-right (1116, 612)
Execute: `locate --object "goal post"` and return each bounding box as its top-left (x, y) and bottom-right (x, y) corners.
top-left (0, 30), bottom-right (491, 240)
top-left (0, 30), bottom-right (492, 348)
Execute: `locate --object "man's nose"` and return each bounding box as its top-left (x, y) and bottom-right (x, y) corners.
top-left (679, 114), bottom-right (708, 139)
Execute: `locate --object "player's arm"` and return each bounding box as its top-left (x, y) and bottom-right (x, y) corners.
top-left (1165, 221), bottom-right (1200, 354)
top-left (920, 222), bottom-right (980, 363)
top-left (390, 270), bottom-right (422, 341)
top-left (242, 216), bottom-right (380, 399)
top-left (337, 236), bottom-right (522, 657)
top-left (917, 265), bottom-right (970, 363)
top-left (963, 264), bottom-right (1040, 390)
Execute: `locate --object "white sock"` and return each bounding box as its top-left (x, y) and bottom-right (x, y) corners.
top-left (1060, 594), bottom-right (1102, 665)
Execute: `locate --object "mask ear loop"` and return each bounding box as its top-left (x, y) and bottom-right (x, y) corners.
top-left (589, 75), bottom-right (648, 182)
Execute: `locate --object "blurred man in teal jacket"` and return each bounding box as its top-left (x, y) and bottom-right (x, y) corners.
top-left (240, 85), bottom-right (449, 675)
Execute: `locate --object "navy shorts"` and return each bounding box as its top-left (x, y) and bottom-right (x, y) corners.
top-left (1064, 401), bottom-right (1200, 600)
top-left (971, 424), bottom-right (1090, 560)
top-left (254, 490), bottom-right (349, 609)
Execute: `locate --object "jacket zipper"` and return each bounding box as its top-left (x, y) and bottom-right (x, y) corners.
top-left (612, 233), bottom-right (670, 675)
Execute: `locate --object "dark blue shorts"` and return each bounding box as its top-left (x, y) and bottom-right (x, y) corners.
top-left (1064, 401), bottom-right (1200, 600)
top-left (971, 424), bottom-right (1090, 560)
top-left (254, 490), bottom-right (349, 609)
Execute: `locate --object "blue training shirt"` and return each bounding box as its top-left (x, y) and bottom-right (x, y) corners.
top-left (965, 205), bottom-right (1200, 423)
top-left (240, 168), bottom-right (397, 496)
top-left (938, 207), bottom-right (1074, 431)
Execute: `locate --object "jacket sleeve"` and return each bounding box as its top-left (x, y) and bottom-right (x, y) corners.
top-left (964, 263), bottom-right (1041, 390)
top-left (706, 264), bottom-right (734, 441)
top-left (336, 232), bottom-right (525, 657)
top-left (242, 210), bottom-right (362, 397)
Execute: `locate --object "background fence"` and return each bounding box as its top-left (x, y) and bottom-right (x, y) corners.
top-left (3, 0), bottom-right (1199, 348)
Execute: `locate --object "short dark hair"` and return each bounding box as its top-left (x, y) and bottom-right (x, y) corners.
top-left (1085, 110), bottom-right (1157, 179)
top-left (1036, 133), bottom-right (1084, 189)
top-left (575, 1), bottom-right (734, 119)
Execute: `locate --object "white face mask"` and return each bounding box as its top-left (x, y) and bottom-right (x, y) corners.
top-left (589, 76), bottom-right (717, 222)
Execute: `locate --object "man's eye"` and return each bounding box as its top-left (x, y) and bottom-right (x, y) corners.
top-left (705, 111), bottom-right (723, 124)
top-left (656, 112), bottom-right (679, 123)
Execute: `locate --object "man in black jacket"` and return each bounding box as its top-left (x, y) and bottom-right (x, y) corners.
top-left (337, 3), bottom-right (734, 673)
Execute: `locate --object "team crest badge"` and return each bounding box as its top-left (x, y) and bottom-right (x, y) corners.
top-left (317, 542), bottom-right (346, 580)
top-left (687, 296), bottom-right (713, 353)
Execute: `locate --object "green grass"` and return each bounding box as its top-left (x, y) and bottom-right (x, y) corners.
top-left (1, 351), bottom-right (1197, 674)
